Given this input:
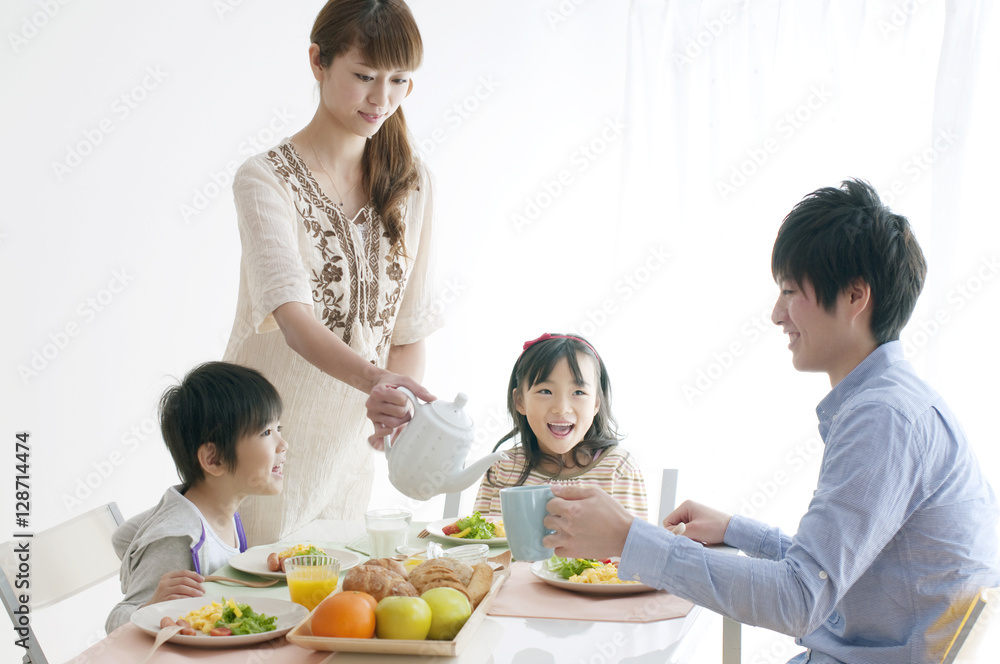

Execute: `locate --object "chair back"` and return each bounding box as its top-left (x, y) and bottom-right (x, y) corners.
top-left (1, 502), bottom-right (124, 664)
top-left (658, 468), bottom-right (679, 524)
top-left (941, 587), bottom-right (999, 664)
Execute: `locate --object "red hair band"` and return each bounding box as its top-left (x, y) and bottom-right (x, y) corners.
top-left (520, 333), bottom-right (600, 362)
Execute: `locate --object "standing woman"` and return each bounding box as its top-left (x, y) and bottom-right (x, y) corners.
top-left (223, 0), bottom-right (441, 545)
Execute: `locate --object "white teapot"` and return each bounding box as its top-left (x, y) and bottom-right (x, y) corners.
top-left (383, 387), bottom-right (504, 501)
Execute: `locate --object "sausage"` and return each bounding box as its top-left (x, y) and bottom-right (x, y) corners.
top-left (267, 552), bottom-right (281, 572)
top-left (210, 627), bottom-right (233, 637)
top-left (159, 617), bottom-right (177, 629)
top-left (179, 627), bottom-right (197, 636)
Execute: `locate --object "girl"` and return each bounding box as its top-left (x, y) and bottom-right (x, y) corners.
top-left (474, 334), bottom-right (648, 519)
top-left (223, 0), bottom-right (441, 544)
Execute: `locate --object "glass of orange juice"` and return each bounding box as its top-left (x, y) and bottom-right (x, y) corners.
top-left (285, 555), bottom-right (340, 611)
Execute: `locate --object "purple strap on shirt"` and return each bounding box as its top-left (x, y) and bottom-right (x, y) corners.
top-left (235, 512), bottom-right (248, 552)
top-left (190, 523), bottom-right (207, 575)
top-left (190, 515), bottom-right (249, 572)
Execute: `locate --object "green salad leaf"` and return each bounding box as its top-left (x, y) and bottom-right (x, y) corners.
top-left (456, 511), bottom-right (496, 539)
top-left (547, 556), bottom-right (601, 579)
top-left (215, 599), bottom-right (278, 635)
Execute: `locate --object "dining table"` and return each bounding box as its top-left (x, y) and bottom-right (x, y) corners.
top-left (66, 519), bottom-right (726, 663)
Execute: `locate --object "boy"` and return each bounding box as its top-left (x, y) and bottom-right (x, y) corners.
top-left (106, 362), bottom-right (286, 632)
top-left (544, 180), bottom-right (1000, 663)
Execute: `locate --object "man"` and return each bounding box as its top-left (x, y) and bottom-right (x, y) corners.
top-left (544, 180), bottom-right (999, 663)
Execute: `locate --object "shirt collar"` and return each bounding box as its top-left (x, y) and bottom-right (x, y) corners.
top-left (815, 341), bottom-right (905, 434)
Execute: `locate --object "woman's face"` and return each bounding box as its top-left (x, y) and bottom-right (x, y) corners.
top-left (312, 45), bottom-right (412, 138)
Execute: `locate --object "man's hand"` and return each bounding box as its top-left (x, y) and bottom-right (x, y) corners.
top-left (148, 570), bottom-right (204, 605)
top-left (365, 375), bottom-right (435, 449)
top-left (542, 485), bottom-right (634, 560)
top-left (662, 500), bottom-right (732, 545)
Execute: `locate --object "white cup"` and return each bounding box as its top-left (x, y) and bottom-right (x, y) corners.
top-left (365, 508), bottom-right (411, 559)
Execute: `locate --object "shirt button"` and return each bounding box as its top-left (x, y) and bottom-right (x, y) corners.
top-left (818, 570), bottom-right (828, 579)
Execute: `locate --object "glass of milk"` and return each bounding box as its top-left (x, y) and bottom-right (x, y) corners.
top-left (365, 508), bottom-right (412, 558)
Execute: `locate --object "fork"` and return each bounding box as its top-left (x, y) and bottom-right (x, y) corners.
top-left (417, 528), bottom-right (430, 539)
top-left (136, 625), bottom-right (182, 664)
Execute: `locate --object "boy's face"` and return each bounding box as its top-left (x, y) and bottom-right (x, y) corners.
top-left (515, 354), bottom-right (601, 459)
top-left (771, 277), bottom-right (860, 384)
top-left (233, 420), bottom-right (287, 496)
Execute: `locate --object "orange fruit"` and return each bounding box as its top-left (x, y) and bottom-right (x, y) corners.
top-left (356, 592), bottom-right (377, 611)
top-left (311, 591), bottom-right (376, 639)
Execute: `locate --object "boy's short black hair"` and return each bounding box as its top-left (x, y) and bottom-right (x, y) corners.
top-left (771, 178), bottom-right (927, 344)
top-left (159, 362), bottom-right (282, 489)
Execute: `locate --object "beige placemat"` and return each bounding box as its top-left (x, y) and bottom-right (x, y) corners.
top-left (65, 624), bottom-right (333, 664)
top-left (487, 562), bottom-right (693, 623)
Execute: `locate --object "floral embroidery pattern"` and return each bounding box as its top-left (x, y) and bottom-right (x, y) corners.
top-left (266, 145), bottom-right (409, 360)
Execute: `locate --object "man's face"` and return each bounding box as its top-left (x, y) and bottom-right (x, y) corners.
top-left (771, 277), bottom-right (855, 382)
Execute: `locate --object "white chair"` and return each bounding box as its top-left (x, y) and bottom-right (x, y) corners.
top-left (0, 502), bottom-right (124, 664)
top-left (657, 469), bottom-right (741, 664)
top-left (443, 491), bottom-right (462, 519)
top-left (941, 587), bottom-right (998, 664)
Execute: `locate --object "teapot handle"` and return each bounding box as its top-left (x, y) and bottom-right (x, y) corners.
top-left (383, 386), bottom-right (418, 454)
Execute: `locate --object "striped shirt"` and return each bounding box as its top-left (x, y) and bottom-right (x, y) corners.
top-left (619, 341), bottom-right (1000, 664)
top-left (474, 445), bottom-right (648, 521)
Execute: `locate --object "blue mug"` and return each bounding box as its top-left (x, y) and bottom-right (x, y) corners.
top-left (500, 485), bottom-right (555, 562)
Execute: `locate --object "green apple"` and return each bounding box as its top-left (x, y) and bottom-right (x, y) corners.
top-left (374, 596), bottom-right (432, 640)
top-left (421, 587), bottom-right (472, 640)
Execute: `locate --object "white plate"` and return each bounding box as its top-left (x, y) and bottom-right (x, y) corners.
top-left (229, 543), bottom-right (361, 579)
top-left (425, 517), bottom-right (507, 546)
top-left (530, 560), bottom-right (657, 595)
top-left (131, 595), bottom-right (308, 647)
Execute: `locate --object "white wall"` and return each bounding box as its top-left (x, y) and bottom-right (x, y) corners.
top-left (2, 1), bottom-right (997, 663)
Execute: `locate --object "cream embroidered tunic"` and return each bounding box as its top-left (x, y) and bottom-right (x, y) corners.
top-left (223, 139), bottom-right (442, 545)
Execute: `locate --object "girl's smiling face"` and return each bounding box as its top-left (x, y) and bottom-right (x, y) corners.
top-left (515, 354), bottom-right (601, 461)
top-left (312, 45), bottom-right (412, 139)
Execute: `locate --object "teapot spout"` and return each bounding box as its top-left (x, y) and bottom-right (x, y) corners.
top-left (435, 451), bottom-right (505, 496)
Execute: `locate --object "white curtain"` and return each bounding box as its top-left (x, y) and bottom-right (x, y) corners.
top-left (617, 0), bottom-right (999, 538)
top-left (620, 2), bottom-right (998, 659)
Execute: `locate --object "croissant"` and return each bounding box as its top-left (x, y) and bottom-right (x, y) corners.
top-left (343, 564), bottom-right (418, 601)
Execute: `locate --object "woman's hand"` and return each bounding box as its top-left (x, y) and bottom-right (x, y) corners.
top-left (366, 374), bottom-right (435, 449)
top-left (147, 570), bottom-right (205, 605)
top-left (662, 500), bottom-right (732, 545)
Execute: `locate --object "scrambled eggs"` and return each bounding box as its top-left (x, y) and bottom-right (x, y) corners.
top-left (280, 543), bottom-right (321, 559)
top-left (493, 521), bottom-right (506, 537)
top-left (569, 563), bottom-right (640, 585)
top-left (179, 598), bottom-right (242, 634)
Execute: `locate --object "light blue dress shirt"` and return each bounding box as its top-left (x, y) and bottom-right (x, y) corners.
top-left (619, 341), bottom-right (999, 663)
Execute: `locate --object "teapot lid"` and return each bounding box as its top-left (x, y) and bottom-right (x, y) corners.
top-left (428, 393), bottom-right (473, 429)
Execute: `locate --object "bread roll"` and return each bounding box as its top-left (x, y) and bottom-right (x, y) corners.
top-left (466, 563), bottom-right (493, 608)
top-left (409, 565), bottom-right (471, 602)
top-left (363, 557), bottom-right (408, 578)
top-left (410, 558), bottom-right (474, 586)
top-left (343, 564), bottom-right (418, 601)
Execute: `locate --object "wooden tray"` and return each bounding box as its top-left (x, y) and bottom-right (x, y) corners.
top-left (286, 569), bottom-right (508, 655)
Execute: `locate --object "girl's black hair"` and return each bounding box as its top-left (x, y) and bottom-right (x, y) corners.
top-left (486, 335), bottom-right (620, 488)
